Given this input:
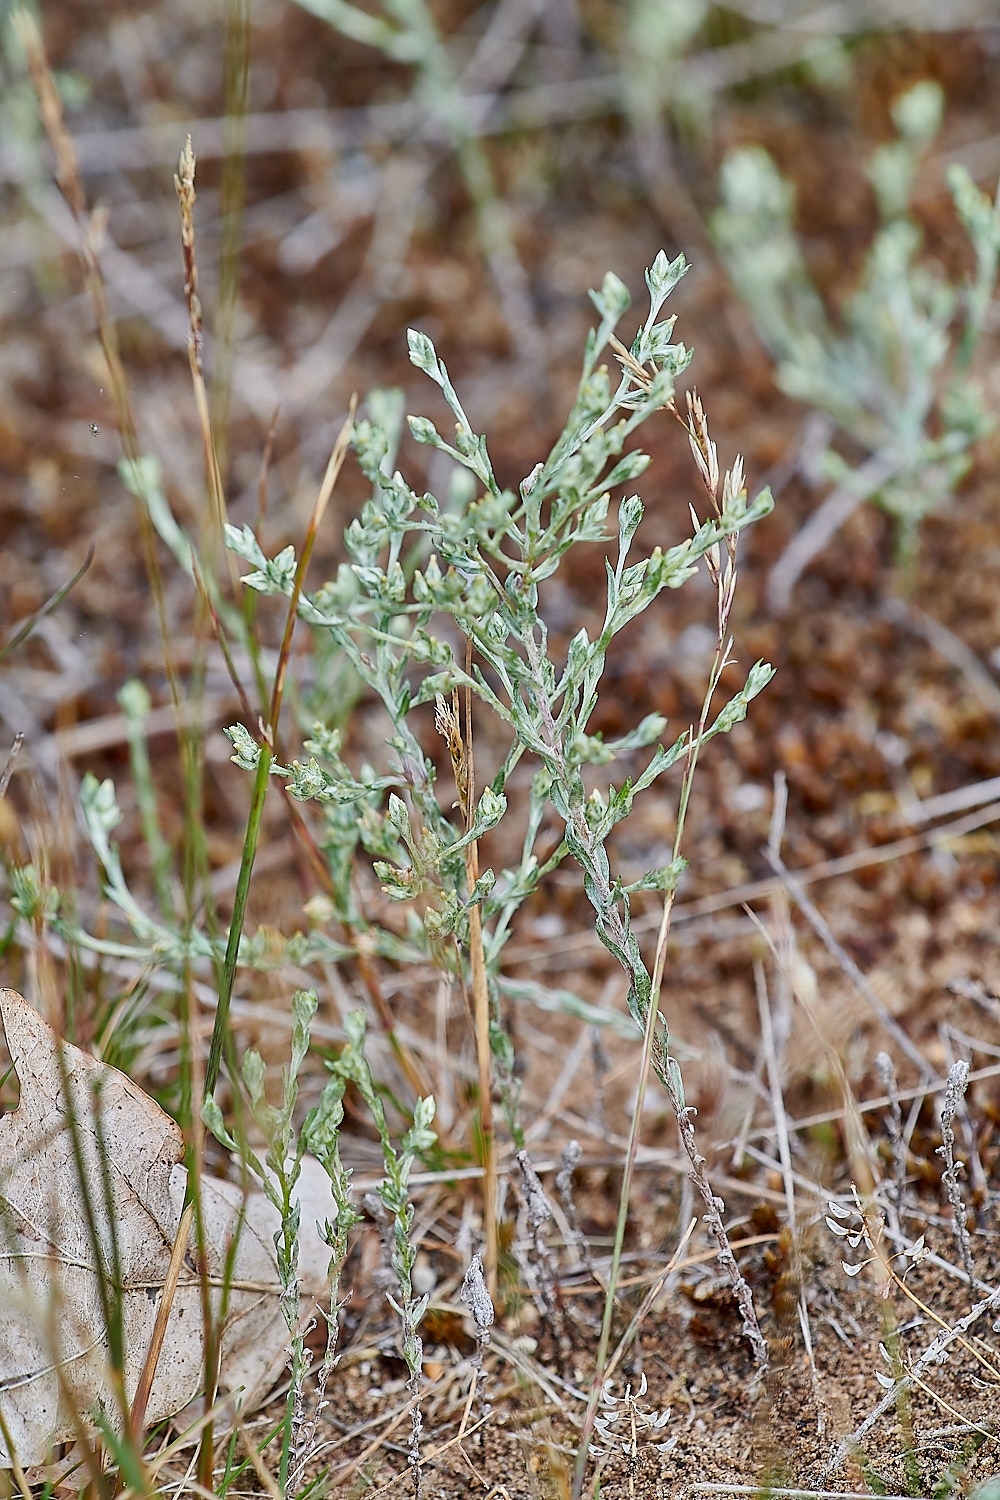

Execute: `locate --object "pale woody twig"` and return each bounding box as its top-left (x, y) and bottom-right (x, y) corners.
top-left (766, 450), bottom-right (900, 613)
top-left (516, 1151), bottom-right (565, 1345)
top-left (555, 1140), bottom-right (593, 1276)
top-left (824, 1278), bottom-right (1000, 1477)
top-left (936, 1060), bottom-right (976, 1287)
top-left (460, 1253), bottom-right (494, 1420)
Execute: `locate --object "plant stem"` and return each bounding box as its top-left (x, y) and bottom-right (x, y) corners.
top-left (467, 862), bottom-right (497, 1293)
top-left (204, 404), bottom-right (356, 1103)
top-left (460, 664), bottom-right (497, 1292)
top-left (204, 742), bottom-right (271, 1101)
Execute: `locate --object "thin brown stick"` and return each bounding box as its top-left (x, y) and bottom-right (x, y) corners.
top-left (467, 889), bottom-right (497, 1293)
top-left (437, 671), bottom-right (497, 1292)
top-left (126, 1202), bottom-right (195, 1449)
top-left (15, 10), bottom-right (184, 728)
top-left (455, 1364), bottom-right (479, 1446)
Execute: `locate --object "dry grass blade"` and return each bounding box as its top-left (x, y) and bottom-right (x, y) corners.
top-left (433, 689), bottom-right (496, 1283)
top-left (0, 1409), bottom-right (31, 1500)
top-left (232, 1416), bottom-right (282, 1500)
top-left (173, 137), bottom-right (231, 578)
top-left (126, 1202), bottom-right (196, 1453)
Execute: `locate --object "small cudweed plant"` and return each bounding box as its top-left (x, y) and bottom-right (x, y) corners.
top-left (225, 248), bottom-right (774, 1360)
top-left (824, 1183), bottom-right (965, 1497)
top-left (292, 1051), bottom-right (365, 1489)
top-left (590, 1372), bottom-right (677, 1494)
top-left (936, 1059), bottom-right (976, 1286)
top-left (826, 1184), bottom-right (929, 1293)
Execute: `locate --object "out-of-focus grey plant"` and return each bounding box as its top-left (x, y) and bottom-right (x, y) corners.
top-left (712, 80), bottom-right (1000, 606)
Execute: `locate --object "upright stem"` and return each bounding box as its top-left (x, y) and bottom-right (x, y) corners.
top-left (466, 853), bottom-right (497, 1293)
top-left (203, 741), bottom-right (271, 1101)
top-left (203, 402), bottom-right (356, 1106)
top-left (462, 665), bottom-right (498, 1293)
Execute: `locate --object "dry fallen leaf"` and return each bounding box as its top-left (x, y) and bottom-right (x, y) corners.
top-left (0, 987), bottom-right (334, 1468)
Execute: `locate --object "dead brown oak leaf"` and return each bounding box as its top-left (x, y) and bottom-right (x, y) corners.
top-left (0, 988), bottom-right (333, 1468)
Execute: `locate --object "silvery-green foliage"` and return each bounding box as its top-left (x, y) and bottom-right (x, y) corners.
top-left (225, 251), bottom-right (773, 1109)
top-left (948, 161), bottom-right (1000, 365)
top-left (303, 1070), bottom-right (362, 1281)
top-left (203, 988), bottom-right (319, 1334)
top-left (937, 1059), bottom-right (976, 1285)
top-left (300, 1065), bottom-right (363, 1380)
top-left (320, 1010), bottom-right (436, 1485)
top-left (202, 998), bottom-right (433, 1480)
top-left (712, 81), bottom-right (1000, 562)
top-left (13, 769), bottom-right (355, 976)
top-left (7, 863), bottom-right (60, 927)
top-left (203, 987), bottom-right (324, 1464)
top-left (590, 1372), bottom-right (677, 1461)
top-left (326, 1011), bottom-right (436, 1340)
top-left (624, 0), bottom-right (708, 126)
top-left (10, 772), bottom-right (219, 966)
